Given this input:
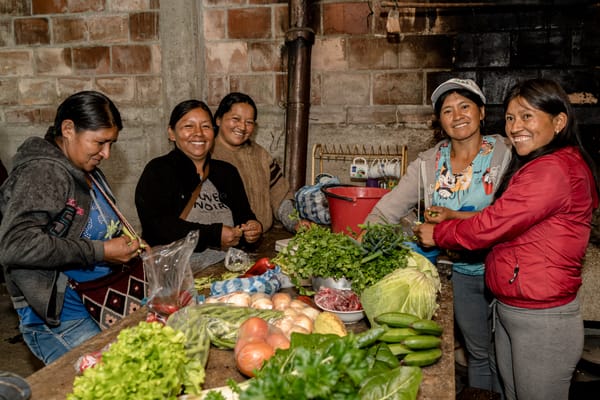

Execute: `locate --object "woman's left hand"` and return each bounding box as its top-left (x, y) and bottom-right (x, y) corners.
top-left (424, 206), bottom-right (454, 223)
top-left (241, 220), bottom-right (263, 243)
top-left (413, 222), bottom-right (437, 248)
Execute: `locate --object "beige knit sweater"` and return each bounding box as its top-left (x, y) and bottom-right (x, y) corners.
top-left (212, 139), bottom-right (293, 231)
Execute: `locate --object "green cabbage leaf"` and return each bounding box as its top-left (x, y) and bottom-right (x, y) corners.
top-left (361, 251), bottom-right (441, 324)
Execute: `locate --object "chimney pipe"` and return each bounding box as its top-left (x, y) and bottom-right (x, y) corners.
top-left (284, 0), bottom-right (314, 191)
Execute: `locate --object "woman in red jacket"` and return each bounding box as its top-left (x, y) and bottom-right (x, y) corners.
top-left (415, 79), bottom-right (599, 400)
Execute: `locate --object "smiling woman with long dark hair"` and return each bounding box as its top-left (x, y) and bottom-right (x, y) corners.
top-left (415, 78), bottom-right (599, 400)
top-left (135, 99), bottom-right (262, 269)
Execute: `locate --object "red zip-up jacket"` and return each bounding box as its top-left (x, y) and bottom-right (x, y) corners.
top-left (434, 146), bottom-right (598, 309)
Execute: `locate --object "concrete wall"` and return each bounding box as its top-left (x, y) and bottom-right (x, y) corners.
top-left (1, 0), bottom-right (599, 317)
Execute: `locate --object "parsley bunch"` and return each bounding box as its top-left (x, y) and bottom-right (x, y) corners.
top-left (273, 224), bottom-right (411, 294)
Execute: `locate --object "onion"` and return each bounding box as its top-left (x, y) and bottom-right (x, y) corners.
top-left (300, 306), bottom-right (320, 321)
top-left (251, 297), bottom-right (273, 309)
top-left (235, 341), bottom-right (275, 377)
top-left (272, 292), bottom-right (292, 310)
top-left (287, 325), bottom-right (310, 338)
top-left (292, 314), bottom-right (314, 333)
top-left (251, 292), bottom-right (269, 302)
top-left (238, 317), bottom-right (269, 341)
top-left (266, 331), bottom-right (290, 351)
top-left (283, 307), bottom-right (299, 319)
top-left (272, 317), bottom-right (293, 337)
top-left (289, 299), bottom-right (308, 310)
top-left (226, 292), bottom-right (251, 307)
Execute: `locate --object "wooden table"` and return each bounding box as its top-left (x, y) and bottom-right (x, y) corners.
top-left (26, 226), bottom-right (454, 399)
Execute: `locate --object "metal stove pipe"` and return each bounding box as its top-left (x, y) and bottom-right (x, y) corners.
top-left (284, 0), bottom-right (314, 191)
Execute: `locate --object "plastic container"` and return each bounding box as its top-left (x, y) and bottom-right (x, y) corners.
top-left (311, 276), bottom-right (352, 292)
top-left (322, 186), bottom-right (389, 235)
top-left (402, 240), bottom-right (440, 265)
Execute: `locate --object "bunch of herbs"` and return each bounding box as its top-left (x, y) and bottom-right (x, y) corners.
top-left (273, 224), bottom-right (413, 295)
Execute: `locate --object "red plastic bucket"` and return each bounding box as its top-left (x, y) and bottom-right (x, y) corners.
top-left (322, 186), bottom-right (390, 235)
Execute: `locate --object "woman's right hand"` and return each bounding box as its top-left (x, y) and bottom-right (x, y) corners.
top-left (221, 225), bottom-right (243, 248)
top-left (103, 235), bottom-right (144, 264)
top-left (413, 222), bottom-right (437, 248)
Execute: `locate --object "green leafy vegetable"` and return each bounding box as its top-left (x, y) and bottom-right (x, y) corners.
top-left (234, 330), bottom-right (422, 399)
top-left (361, 252), bottom-right (441, 324)
top-left (273, 224), bottom-right (413, 295)
top-left (272, 225), bottom-right (364, 294)
top-left (68, 321), bottom-right (199, 400)
top-left (358, 365), bottom-right (422, 400)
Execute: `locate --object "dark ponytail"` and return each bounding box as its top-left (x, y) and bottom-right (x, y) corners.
top-left (45, 91), bottom-right (123, 142)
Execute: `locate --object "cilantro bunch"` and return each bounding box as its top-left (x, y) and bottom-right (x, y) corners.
top-left (273, 225), bottom-right (363, 293)
top-left (273, 224), bottom-right (411, 294)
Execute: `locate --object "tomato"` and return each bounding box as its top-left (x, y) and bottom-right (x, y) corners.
top-left (150, 302), bottom-right (179, 315)
top-left (178, 290), bottom-right (193, 307)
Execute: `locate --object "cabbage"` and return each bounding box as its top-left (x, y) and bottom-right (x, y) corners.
top-left (361, 251), bottom-right (441, 324)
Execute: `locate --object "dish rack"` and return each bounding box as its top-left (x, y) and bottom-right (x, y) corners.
top-left (310, 143), bottom-right (408, 183)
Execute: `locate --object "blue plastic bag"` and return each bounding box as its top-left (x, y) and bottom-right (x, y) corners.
top-left (294, 173), bottom-right (340, 225)
top-left (210, 266), bottom-right (283, 296)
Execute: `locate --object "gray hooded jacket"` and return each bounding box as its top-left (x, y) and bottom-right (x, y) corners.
top-left (0, 137), bottom-right (105, 326)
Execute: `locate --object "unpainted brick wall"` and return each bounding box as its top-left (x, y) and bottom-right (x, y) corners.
top-left (0, 1), bottom-right (599, 319)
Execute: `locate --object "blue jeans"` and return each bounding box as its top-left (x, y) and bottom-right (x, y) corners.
top-left (453, 272), bottom-right (502, 395)
top-left (20, 318), bottom-right (101, 365)
top-left (494, 297), bottom-right (583, 400)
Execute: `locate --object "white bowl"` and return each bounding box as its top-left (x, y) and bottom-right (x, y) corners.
top-left (312, 276), bottom-right (352, 292)
top-left (313, 297), bottom-right (365, 324)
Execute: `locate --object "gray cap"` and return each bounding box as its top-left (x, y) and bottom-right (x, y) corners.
top-left (431, 78), bottom-right (486, 108)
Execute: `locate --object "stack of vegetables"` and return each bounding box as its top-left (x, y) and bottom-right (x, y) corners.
top-left (195, 311), bottom-right (443, 400)
top-left (272, 224), bottom-right (442, 322)
top-left (69, 223), bottom-right (446, 400)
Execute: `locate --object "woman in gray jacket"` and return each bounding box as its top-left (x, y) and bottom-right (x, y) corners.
top-left (0, 91), bottom-right (143, 364)
top-left (364, 78), bottom-right (511, 396)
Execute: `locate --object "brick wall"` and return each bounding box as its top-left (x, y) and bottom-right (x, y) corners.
top-left (1, 0), bottom-right (600, 319)
top-left (0, 0), bottom-right (163, 224)
top-left (1, 0), bottom-right (599, 223)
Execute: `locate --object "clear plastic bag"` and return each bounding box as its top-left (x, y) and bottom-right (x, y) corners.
top-left (224, 247), bottom-right (252, 272)
top-left (141, 230), bottom-right (199, 317)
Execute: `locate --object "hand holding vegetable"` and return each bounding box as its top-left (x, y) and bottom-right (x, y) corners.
top-left (424, 206), bottom-right (479, 224)
top-left (412, 222), bottom-right (436, 248)
top-left (294, 218), bottom-right (313, 232)
top-left (240, 219), bottom-right (262, 243)
top-left (221, 225), bottom-right (243, 248)
top-left (103, 235), bottom-right (144, 264)
top-left (424, 206), bottom-right (450, 223)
